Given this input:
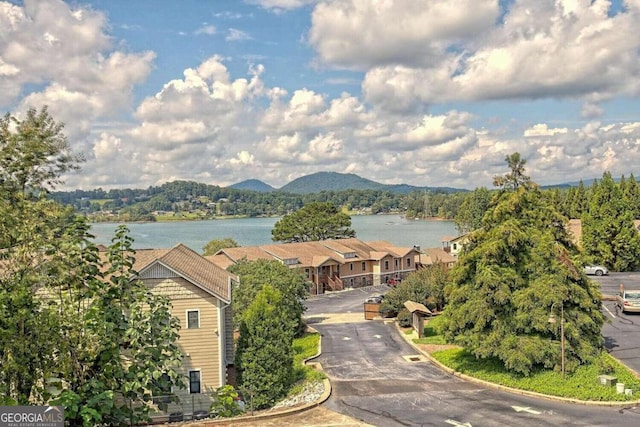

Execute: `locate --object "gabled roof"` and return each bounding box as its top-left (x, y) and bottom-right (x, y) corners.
top-left (421, 248), bottom-right (457, 265)
top-left (134, 244), bottom-right (237, 303)
top-left (207, 238), bottom-right (422, 270)
top-left (367, 240), bottom-right (418, 257)
top-left (404, 300), bottom-right (432, 316)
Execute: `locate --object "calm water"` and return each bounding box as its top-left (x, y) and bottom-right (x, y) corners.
top-left (90, 215), bottom-right (458, 251)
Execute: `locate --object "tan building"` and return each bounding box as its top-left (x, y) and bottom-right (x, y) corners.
top-left (131, 244), bottom-right (238, 396)
top-left (441, 234), bottom-right (469, 257)
top-left (208, 238), bottom-right (421, 294)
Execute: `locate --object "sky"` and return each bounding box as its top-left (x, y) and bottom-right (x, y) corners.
top-left (1, 0), bottom-right (640, 191)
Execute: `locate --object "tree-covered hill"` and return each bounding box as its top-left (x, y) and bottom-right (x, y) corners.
top-left (276, 171), bottom-right (461, 194)
top-left (228, 179), bottom-right (275, 192)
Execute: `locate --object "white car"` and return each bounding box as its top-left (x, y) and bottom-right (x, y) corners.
top-left (584, 265), bottom-right (609, 276)
top-left (617, 289), bottom-right (640, 313)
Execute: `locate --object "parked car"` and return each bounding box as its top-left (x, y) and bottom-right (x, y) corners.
top-left (617, 288), bottom-right (640, 313)
top-left (584, 265), bottom-right (609, 276)
top-left (365, 294), bottom-right (384, 304)
top-left (387, 278), bottom-right (401, 287)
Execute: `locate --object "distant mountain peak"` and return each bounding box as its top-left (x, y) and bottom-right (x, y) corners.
top-left (229, 172), bottom-right (465, 194)
top-left (228, 179), bottom-right (274, 192)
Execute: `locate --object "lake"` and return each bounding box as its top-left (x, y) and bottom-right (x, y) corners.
top-left (90, 215), bottom-right (458, 251)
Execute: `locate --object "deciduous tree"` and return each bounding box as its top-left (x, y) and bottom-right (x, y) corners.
top-left (202, 237), bottom-right (239, 256)
top-left (454, 187), bottom-right (492, 234)
top-left (380, 263), bottom-right (449, 318)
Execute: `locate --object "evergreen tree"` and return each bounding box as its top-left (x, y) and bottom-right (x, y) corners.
top-left (271, 202), bottom-right (355, 242)
top-left (235, 285), bottom-right (294, 409)
top-left (623, 174), bottom-right (640, 219)
top-left (582, 172), bottom-right (640, 271)
top-left (229, 259), bottom-right (308, 336)
top-left (441, 157), bottom-right (603, 376)
top-left (492, 152), bottom-right (532, 191)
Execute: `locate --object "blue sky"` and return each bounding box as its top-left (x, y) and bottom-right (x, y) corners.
top-left (1, 0), bottom-right (639, 190)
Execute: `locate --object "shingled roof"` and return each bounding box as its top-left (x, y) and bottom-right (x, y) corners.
top-left (207, 238), bottom-right (421, 271)
top-left (133, 244), bottom-right (237, 303)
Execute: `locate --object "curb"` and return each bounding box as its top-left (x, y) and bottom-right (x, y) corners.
top-left (188, 327), bottom-right (331, 426)
top-left (396, 322), bottom-right (640, 408)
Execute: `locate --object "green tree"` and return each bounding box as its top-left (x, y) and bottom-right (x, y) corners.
top-left (0, 106), bottom-right (83, 198)
top-left (623, 174), bottom-right (640, 219)
top-left (52, 226), bottom-right (184, 426)
top-left (581, 172), bottom-right (640, 271)
top-left (492, 152), bottom-right (532, 191)
top-left (0, 108), bottom-right (84, 404)
top-left (229, 259), bottom-right (308, 335)
top-left (454, 187), bottom-right (492, 234)
top-left (441, 162), bottom-right (604, 376)
top-left (235, 285), bottom-right (294, 409)
top-left (202, 237), bottom-right (239, 256)
top-left (0, 108), bottom-right (184, 422)
top-left (380, 263), bottom-right (449, 317)
top-left (271, 202), bottom-right (355, 242)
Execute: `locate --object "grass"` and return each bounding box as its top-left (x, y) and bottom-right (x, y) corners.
top-left (289, 332), bottom-right (325, 396)
top-left (431, 349), bottom-right (640, 401)
top-left (413, 315), bottom-right (640, 401)
top-left (413, 314), bottom-right (448, 345)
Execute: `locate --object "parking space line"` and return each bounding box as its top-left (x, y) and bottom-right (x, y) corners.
top-left (603, 304), bottom-right (616, 319)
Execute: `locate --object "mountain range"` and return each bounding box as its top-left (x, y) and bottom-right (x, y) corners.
top-left (228, 172), bottom-right (465, 194)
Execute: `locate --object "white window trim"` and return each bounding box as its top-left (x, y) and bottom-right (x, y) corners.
top-left (186, 309), bottom-right (200, 329)
top-left (188, 369), bottom-right (202, 394)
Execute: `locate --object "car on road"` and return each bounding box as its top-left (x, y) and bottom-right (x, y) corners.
top-left (617, 288), bottom-right (640, 313)
top-left (584, 265), bottom-right (609, 276)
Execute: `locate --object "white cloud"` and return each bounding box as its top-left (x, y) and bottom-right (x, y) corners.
top-left (246, 0), bottom-right (317, 11)
top-left (0, 0), bottom-right (155, 139)
top-left (524, 124), bottom-right (568, 137)
top-left (194, 24), bottom-right (216, 35)
top-left (320, 0), bottom-right (640, 112)
top-left (226, 28), bottom-right (252, 41)
top-left (310, 0), bottom-right (498, 69)
top-left (4, 0), bottom-right (640, 192)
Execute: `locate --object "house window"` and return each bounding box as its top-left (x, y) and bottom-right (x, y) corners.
top-left (384, 260), bottom-right (389, 270)
top-left (407, 258), bottom-right (411, 267)
top-left (453, 243), bottom-right (458, 250)
top-left (189, 370), bottom-right (201, 394)
top-left (305, 268), bottom-right (310, 278)
top-left (350, 263), bottom-right (354, 271)
top-left (362, 262), bottom-right (366, 271)
top-left (186, 310), bottom-right (200, 329)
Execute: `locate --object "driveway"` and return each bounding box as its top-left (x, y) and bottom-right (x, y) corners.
top-left (305, 285), bottom-right (640, 426)
top-left (313, 321), bottom-right (640, 427)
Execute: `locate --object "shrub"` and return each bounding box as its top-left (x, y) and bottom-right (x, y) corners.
top-left (210, 385), bottom-right (244, 418)
top-left (397, 308), bottom-right (412, 327)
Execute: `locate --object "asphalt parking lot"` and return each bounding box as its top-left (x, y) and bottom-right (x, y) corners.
top-left (594, 272), bottom-right (640, 375)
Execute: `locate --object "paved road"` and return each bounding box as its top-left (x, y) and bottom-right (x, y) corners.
top-left (306, 285), bottom-right (390, 317)
top-left (314, 321), bottom-right (640, 427)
